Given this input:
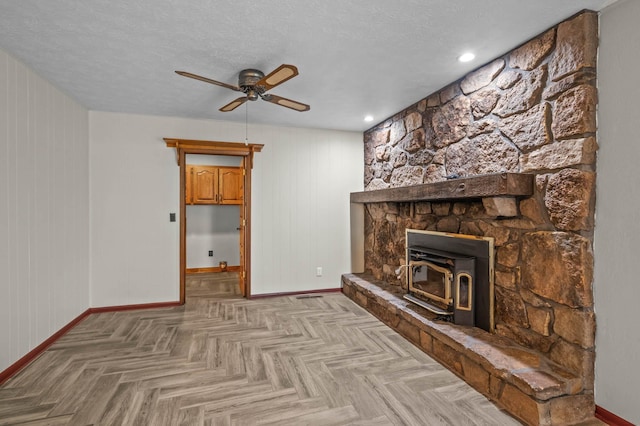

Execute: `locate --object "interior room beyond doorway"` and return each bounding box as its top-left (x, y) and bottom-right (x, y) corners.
top-left (185, 154), bottom-right (242, 294)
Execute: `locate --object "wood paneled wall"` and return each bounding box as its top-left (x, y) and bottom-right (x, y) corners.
top-left (250, 125), bottom-right (364, 294)
top-left (89, 112), bottom-right (363, 304)
top-left (0, 49), bottom-right (89, 371)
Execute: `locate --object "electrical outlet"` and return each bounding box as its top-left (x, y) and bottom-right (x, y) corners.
top-left (208, 251), bottom-right (213, 257)
top-left (316, 267), bottom-right (323, 277)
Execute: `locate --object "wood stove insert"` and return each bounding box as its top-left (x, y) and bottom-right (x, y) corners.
top-left (404, 230), bottom-right (494, 332)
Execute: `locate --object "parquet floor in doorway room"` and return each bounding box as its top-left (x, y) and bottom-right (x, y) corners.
top-left (0, 273), bottom-right (521, 425)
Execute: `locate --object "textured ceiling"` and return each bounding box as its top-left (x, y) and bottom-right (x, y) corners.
top-left (0, 0), bottom-right (618, 132)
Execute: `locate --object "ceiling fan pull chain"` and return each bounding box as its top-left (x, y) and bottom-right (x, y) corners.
top-left (245, 100), bottom-right (249, 145)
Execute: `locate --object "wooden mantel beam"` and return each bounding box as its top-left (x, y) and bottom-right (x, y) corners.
top-left (350, 173), bottom-right (534, 203)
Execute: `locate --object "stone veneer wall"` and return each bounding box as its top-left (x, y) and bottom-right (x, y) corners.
top-left (362, 12), bottom-right (597, 389)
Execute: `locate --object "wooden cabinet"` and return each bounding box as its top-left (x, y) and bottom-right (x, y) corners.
top-left (218, 167), bottom-right (244, 204)
top-left (187, 166), bottom-right (218, 204)
top-left (186, 165), bottom-right (244, 205)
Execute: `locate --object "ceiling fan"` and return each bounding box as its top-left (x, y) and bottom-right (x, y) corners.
top-left (175, 64), bottom-right (310, 112)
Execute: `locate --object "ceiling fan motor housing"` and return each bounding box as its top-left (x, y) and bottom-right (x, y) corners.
top-left (239, 69), bottom-right (266, 100)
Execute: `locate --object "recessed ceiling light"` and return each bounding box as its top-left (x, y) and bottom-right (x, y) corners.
top-left (458, 52), bottom-right (475, 63)
top-left (364, 115), bottom-right (374, 122)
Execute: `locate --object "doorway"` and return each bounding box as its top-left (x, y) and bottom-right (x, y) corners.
top-left (164, 139), bottom-right (263, 303)
top-left (185, 154), bottom-right (242, 296)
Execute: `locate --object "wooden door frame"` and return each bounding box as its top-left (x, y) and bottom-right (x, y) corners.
top-left (165, 139), bottom-right (263, 303)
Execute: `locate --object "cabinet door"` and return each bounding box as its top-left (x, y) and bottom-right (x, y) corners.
top-left (218, 167), bottom-right (244, 205)
top-left (187, 165), bottom-right (219, 204)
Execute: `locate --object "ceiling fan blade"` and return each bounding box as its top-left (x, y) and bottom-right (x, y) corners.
top-left (219, 96), bottom-right (247, 112)
top-left (175, 71), bottom-right (241, 92)
top-left (255, 64), bottom-right (299, 92)
top-left (263, 94), bottom-right (310, 112)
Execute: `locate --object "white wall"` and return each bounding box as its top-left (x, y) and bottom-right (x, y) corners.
top-left (186, 154), bottom-right (242, 167)
top-left (89, 111), bottom-right (363, 305)
top-left (0, 49), bottom-right (89, 371)
top-left (186, 205), bottom-right (240, 268)
top-left (251, 123), bottom-right (364, 294)
top-left (595, 0), bottom-right (640, 422)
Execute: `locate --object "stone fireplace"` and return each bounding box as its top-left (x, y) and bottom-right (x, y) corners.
top-left (342, 10), bottom-right (598, 426)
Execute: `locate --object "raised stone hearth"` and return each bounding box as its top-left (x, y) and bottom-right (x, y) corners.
top-left (342, 274), bottom-right (598, 426)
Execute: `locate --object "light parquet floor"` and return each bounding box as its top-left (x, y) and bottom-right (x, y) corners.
top-left (0, 273), bottom-right (521, 425)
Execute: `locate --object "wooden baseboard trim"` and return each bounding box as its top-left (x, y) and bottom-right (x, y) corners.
top-left (186, 265), bottom-right (241, 274)
top-left (595, 405), bottom-right (634, 426)
top-left (0, 308), bottom-right (92, 385)
top-left (249, 287), bottom-right (343, 299)
top-left (0, 300), bottom-right (182, 385)
top-left (88, 301), bottom-right (182, 314)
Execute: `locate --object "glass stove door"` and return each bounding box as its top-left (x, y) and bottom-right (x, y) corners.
top-left (409, 261), bottom-right (453, 306)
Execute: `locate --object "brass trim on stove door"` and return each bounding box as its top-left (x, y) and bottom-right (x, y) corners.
top-left (455, 272), bottom-right (473, 311)
top-left (409, 260), bottom-right (453, 306)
